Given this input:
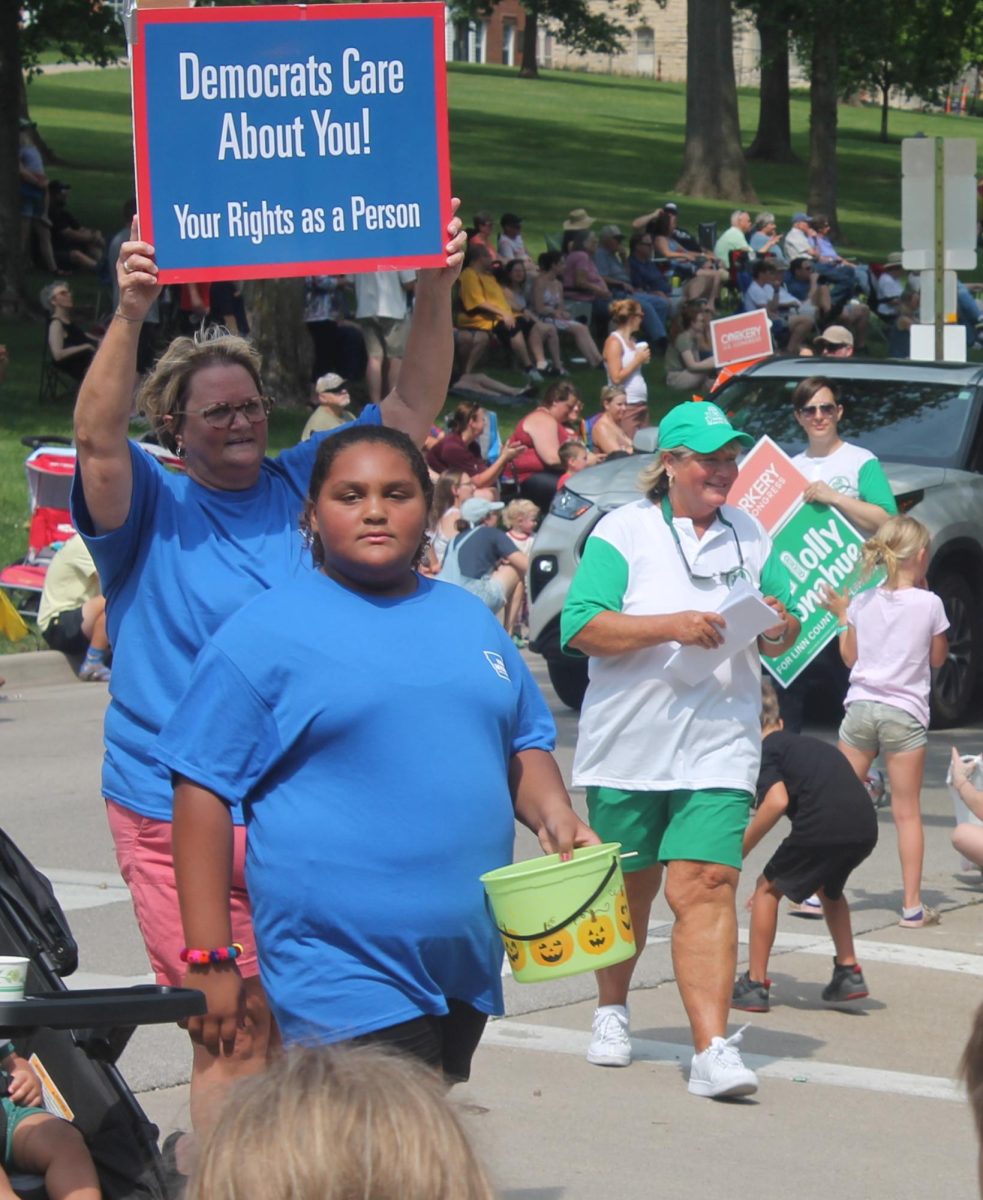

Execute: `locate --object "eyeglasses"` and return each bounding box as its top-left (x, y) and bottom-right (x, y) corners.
top-left (660, 495), bottom-right (748, 587)
top-left (179, 396), bottom-right (273, 429)
top-left (798, 403), bottom-right (838, 418)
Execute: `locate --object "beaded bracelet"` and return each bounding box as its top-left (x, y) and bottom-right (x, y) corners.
top-left (180, 943), bottom-right (244, 965)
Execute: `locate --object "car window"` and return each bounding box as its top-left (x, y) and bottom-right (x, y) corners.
top-left (721, 376), bottom-right (981, 467)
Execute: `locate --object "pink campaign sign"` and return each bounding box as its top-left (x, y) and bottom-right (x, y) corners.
top-left (710, 309), bottom-right (773, 367)
top-left (727, 436), bottom-right (808, 534)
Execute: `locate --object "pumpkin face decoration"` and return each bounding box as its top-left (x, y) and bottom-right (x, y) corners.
top-left (500, 929), bottom-right (526, 972)
top-left (530, 928), bottom-right (574, 968)
top-left (577, 910), bottom-right (615, 955)
top-left (614, 889), bottom-right (633, 943)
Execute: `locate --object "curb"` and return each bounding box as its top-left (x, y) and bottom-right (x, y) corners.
top-left (1, 650), bottom-right (80, 691)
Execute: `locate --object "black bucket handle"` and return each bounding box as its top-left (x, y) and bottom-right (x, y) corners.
top-left (491, 855), bottom-right (620, 942)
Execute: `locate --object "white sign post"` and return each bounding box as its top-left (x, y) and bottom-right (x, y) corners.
top-left (901, 137), bottom-right (977, 362)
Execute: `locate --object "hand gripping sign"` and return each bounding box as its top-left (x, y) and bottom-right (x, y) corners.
top-left (728, 437), bottom-right (879, 687)
top-left (131, 3), bottom-right (451, 283)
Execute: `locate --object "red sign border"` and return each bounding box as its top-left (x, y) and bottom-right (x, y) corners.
top-left (710, 309), bottom-right (773, 368)
top-left (131, 2), bottom-right (452, 283)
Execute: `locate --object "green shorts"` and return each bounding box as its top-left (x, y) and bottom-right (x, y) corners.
top-left (585, 786), bottom-right (753, 872)
top-left (2, 1098), bottom-right (49, 1167)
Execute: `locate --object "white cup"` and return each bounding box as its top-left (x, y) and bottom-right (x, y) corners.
top-left (0, 957), bottom-right (29, 1001)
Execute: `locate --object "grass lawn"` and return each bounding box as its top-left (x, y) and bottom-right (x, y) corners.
top-left (2, 61), bottom-right (981, 648)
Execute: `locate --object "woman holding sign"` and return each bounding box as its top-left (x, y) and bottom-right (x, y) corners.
top-left (560, 400), bottom-right (799, 1100)
top-left (70, 206), bottom-right (465, 1163)
top-left (778, 376), bottom-right (899, 738)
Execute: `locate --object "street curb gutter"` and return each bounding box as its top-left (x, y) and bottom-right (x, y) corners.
top-left (1, 651), bottom-right (79, 690)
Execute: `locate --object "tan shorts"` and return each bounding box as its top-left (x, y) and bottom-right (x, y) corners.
top-left (106, 799), bottom-right (259, 986)
top-left (358, 315), bottom-right (409, 359)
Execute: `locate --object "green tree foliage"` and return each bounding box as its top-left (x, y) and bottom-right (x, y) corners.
top-left (838, 0), bottom-right (977, 142)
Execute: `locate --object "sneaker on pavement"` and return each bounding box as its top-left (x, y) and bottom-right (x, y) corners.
top-left (898, 906), bottom-right (940, 929)
top-left (731, 971), bottom-right (770, 1013)
top-left (587, 1004), bottom-right (631, 1067)
top-left (688, 1026), bottom-right (758, 1099)
top-left (790, 894), bottom-right (823, 918)
top-left (821, 959), bottom-right (869, 1003)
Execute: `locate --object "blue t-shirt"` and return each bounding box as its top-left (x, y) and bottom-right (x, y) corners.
top-left (70, 412), bottom-right (380, 821)
top-left (154, 571), bottom-right (555, 1042)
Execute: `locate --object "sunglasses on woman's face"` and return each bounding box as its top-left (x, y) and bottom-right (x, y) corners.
top-left (798, 403), bottom-right (838, 418)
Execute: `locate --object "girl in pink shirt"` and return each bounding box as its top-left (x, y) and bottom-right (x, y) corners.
top-left (823, 517), bottom-right (949, 928)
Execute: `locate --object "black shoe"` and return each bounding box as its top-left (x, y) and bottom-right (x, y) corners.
top-left (822, 959), bottom-right (868, 1003)
top-left (731, 970), bottom-right (770, 1012)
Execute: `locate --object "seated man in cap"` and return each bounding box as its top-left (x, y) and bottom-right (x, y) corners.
top-left (441, 497), bottom-right (529, 618)
top-left (784, 213), bottom-right (856, 311)
top-left (594, 225), bottom-right (668, 348)
top-left (814, 325), bottom-right (855, 357)
top-left (301, 373), bottom-right (355, 441)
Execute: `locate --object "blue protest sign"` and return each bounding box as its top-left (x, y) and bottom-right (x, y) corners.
top-left (132, 3), bottom-right (451, 282)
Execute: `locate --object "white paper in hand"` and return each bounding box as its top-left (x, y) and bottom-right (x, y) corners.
top-left (664, 579), bottom-right (779, 687)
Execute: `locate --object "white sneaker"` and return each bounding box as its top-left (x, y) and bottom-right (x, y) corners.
top-left (587, 1005), bottom-right (631, 1067)
top-left (687, 1026), bottom-right (758, 1098)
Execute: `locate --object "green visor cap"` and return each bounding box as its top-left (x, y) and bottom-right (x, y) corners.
top-left (657, 400), bottom-right (754, 454)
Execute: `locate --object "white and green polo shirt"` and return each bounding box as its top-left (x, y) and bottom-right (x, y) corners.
top-left (792, 441), bottom-right (897, 512)
top-left (561, 498), bottom-right (791, 794)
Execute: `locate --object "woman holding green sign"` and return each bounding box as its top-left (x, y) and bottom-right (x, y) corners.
top-left (778, 376), bottom-right (898, 739)
top-left (561, 400), bottom-right (799, 1099)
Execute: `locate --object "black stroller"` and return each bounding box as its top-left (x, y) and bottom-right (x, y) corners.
top-left (0, 827), bottom-right (203, 1199)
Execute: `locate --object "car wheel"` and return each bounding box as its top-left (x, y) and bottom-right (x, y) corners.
top-left (932, 573), bottom-right (979, 727)
top-left (546, 656), bottom-right (589, 711)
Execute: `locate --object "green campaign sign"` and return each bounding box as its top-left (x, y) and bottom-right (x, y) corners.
top-left (766, 502), bottom-right (879, 686)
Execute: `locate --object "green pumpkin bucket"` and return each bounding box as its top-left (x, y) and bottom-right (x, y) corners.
top-left (480, 843), bottom-right (636, 983)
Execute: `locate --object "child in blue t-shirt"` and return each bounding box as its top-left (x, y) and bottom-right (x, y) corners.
top-left (158, 424), bottom-right (596, 1082)
top-left (0, 1040), bottom-right (100, 1200)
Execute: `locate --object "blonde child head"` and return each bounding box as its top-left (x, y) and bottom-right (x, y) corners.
top-left (760, 678), bottom-right (782, 732)
top-left (186, 1044), bottom-right (495, 1200)
top-left (502, 498), bottom-right (539, 531)
top-left (860, 515), bottom-right (930, 587)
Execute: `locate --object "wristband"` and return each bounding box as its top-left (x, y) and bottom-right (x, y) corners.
top-left (113, 310), bottom-right (143, 324)
top-left (180, 943), bottom-right (243, 965)
top-left (836, 625), bottom-right (848, 634)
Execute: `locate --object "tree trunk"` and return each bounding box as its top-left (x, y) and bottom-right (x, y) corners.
top-left (0, 8), bottom-right (23, 312)
top-left (243, 279), bottom-right (311, 408)
top-left (880, 78), bottom-right (890, 142)
top-left (806, 22), bottom-right (839, 233)
top-left (675, 0), bottom-right (758, 201)
top-left (519, 7), bottom-right (538, 78)
top-left (746, 8), bottom-right (798, 162)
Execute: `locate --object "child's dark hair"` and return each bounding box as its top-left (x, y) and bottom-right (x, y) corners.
top-left (791, 375), bottom-right (841, 411)
top-left (301, 425), bottom-right (433, 568)
top-left (559, 440), bottom-right (587, 467)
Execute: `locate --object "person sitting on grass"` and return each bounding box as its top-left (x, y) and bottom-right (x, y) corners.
top-left (41, 282), bottom-right (100, 384)
top-left (0, 1039), bottom-right (101, 1200)
top-left (37, 536), bottom-right (111, 683)
top-left (732, 680), bottom-right (878, 1014)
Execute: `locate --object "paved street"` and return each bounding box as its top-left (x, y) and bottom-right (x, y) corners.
top-left (2, 650), bottom-right (982, 1198)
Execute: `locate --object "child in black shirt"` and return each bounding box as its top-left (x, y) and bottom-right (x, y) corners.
top-left (732, 681), bottom-right (878, 1013)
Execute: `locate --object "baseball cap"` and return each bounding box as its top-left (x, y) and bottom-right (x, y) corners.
top-left (815, 325), bottom-right (853, 348)
top-left (315, 372), bottom-right (347, 393)
top-left (600, 224), bottom-right (623, 239)
top-left (461, 497), bottom-right (504, 525)
top-left (657, 401), bottom-right (754, 454)
top-left (791, 212), bottom-right (814, 225)
top-left (663, 202), bottom-right (679, 213)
